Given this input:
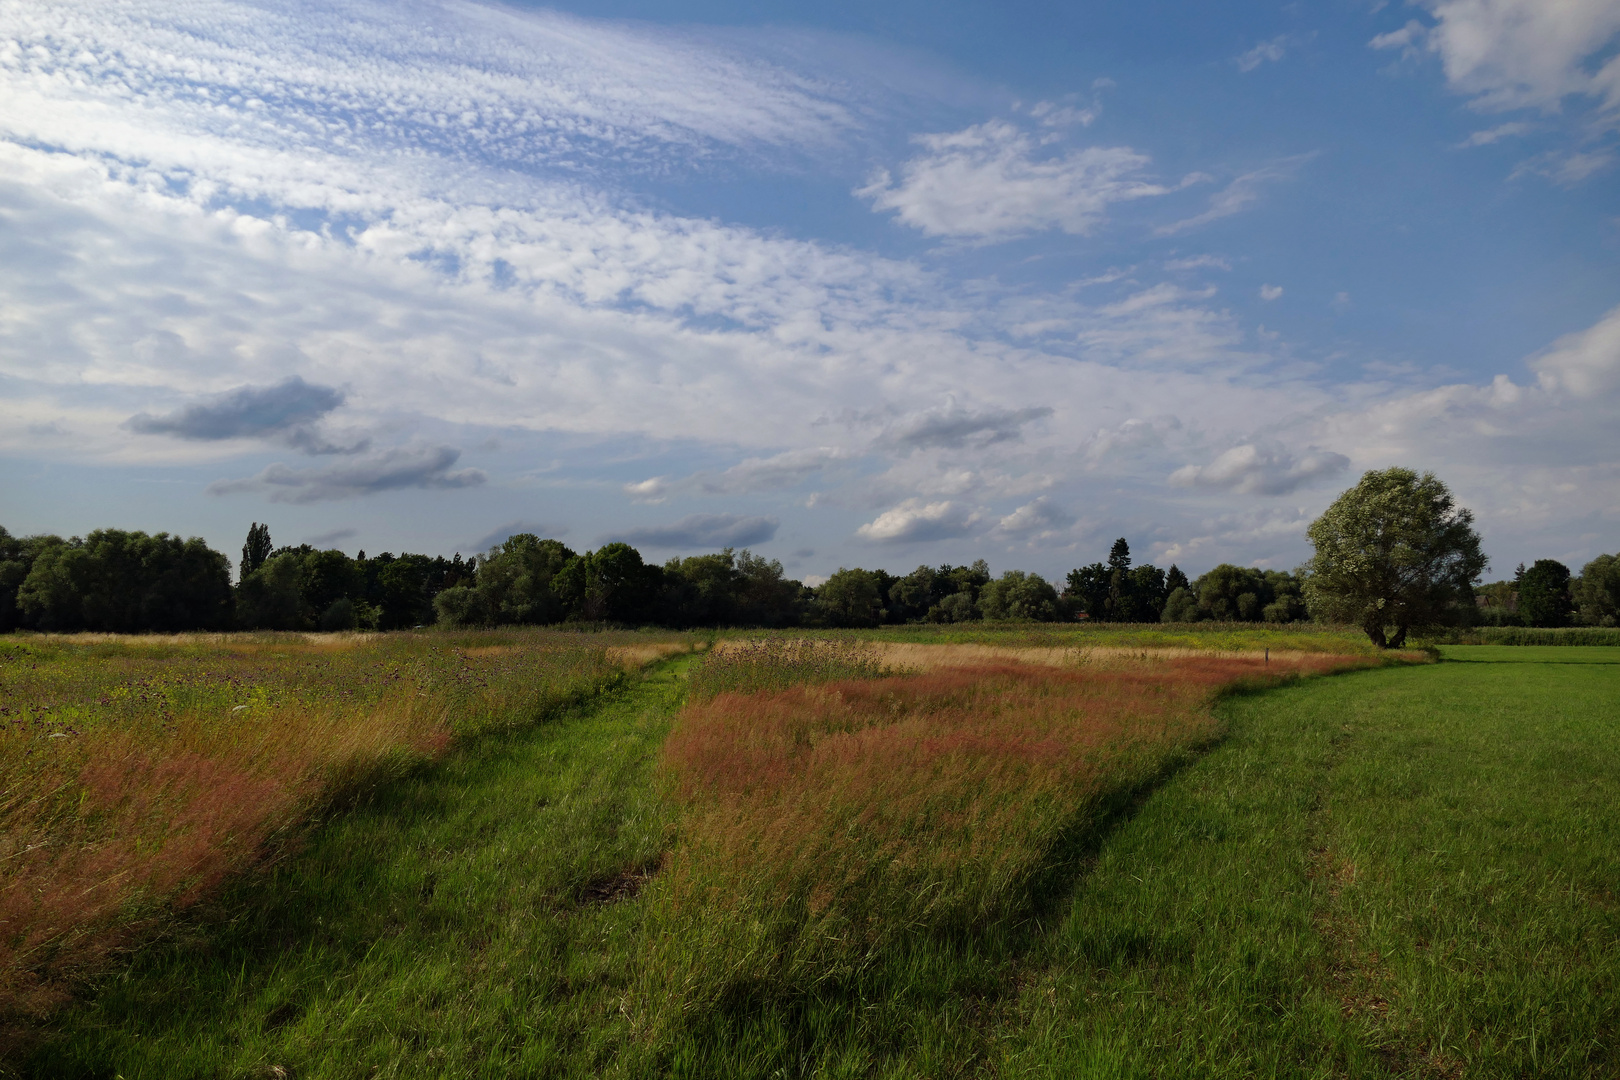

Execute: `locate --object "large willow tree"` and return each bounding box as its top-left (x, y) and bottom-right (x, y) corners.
top-left (1303, 467), bottom-right (1487, 647)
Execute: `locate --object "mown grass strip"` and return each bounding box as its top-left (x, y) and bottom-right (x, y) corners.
top-left (995, 652), bottom-right (1620, 1078)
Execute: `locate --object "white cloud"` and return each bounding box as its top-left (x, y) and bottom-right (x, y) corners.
top-left (1164, 254), bottom-right (1231, 272)
top-left (624, 478), bottom-right (671, 503)
top-left (856, 499), bottom-right (981, 543)
top-left (1402, 0), bottom-right (1620, 114)
top-left (1236, 36), bottom-right (1293, 73)
top-left (1259, 284), bottom-right (1284, 301)
top-left (992, 496), bottom-right (1074, 537)
top-left (1154, 156), bottom-right (1313, 236)
top-left (1455, 121), bottom-right (1533, 147)
top-left (1509, 149), bottom-right (1617, 185)
top-left (858, 119), bottom-right (1181, 241)
top-left (1170, 444), bottom-right (1350, 496)
top-left (1531, 302), bottom-right (1620, 397)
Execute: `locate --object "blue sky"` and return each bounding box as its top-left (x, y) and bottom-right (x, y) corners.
top-left (2, 0), bottom-right (1617, 583)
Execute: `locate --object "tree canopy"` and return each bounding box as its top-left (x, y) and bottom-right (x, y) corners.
top-left (1302, 467), bottom-right (1486, 647)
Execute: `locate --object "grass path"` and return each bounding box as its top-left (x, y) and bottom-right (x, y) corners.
top-left (25, 656), bottom-right (695, 1079)
top-left (996, 647), bottom-right (1620, 1078)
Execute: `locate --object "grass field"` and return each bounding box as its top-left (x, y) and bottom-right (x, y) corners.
top-left (0, 630), bottom-right (692, 1026)
top-left (8, 631), bottom-right (1618, 1076)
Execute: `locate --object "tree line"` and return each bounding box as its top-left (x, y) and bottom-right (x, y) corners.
top-left (0, 523), bottom-right (1312, 634)
top-left (4, 467), bottom-right (1614, 642)
top-left (1471, 557), bottom-right (1620, 629)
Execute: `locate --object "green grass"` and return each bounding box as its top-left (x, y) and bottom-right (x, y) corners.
top-left (995, 646), bottom-right (1620, 1077)
top-left (22, 644), bottom-right (1620, 1077)
top-left (22, 657), bottom-right (694, 1079)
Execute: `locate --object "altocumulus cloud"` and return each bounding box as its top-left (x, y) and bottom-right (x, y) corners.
top-left (858, 119), bottom-right (1181, 241)
top-left (614, 514), bottom-right (780, 550)
top-left (208, 445), bottom-right (486, 504)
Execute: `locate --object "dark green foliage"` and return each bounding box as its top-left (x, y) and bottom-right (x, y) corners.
top-left (0, 527), bottom-right (60, 633)
top-left (1574, 553), bottom-right (1619, 627)
top-left (370, 555), bottom-right (429, 630)
top-left (1160, 587), bottom-right (1198, 623)
top-left (554, 542), bottom-right (662, 623)
top-left (887, 560), bottom-right (989, 623)
top-left (1063, 540), bottom-right (1173, 622)
top-left (1303, 467), bottom-right (1487, 648)
top-left (15, 529), bottom-right (233, 632)
top-left (628, 547), bottom-right (797, 628)
top-left (301, 549), bottom-right (364, 618)
top-left (235, 552), bottom-right (308, 630)
top-left (1063, 562), bottom-right (1110, 619)
top-left (978, 570), bottom-right (1060, 621)
top-left (318, 597), bottom-right (358, 632)
top-left (1187, 565), bottom-right (1306, 623)
top-left (732, 550), bottom-right (802, 627)
top-left (813, 568), bottom-right (885, 627)
top-left (1517, 559), bottom-right (1573, 627)
top-left (1472, 579), bottom-right (1522, 626)
top-left (240, 522), bottom-right (272, 583)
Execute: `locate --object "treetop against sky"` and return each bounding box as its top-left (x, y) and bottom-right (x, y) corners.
top-left (0, 0), bottom-right (1616, 580)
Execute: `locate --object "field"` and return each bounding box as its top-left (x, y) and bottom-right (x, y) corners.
top-left (0, 629), bottom-right (694, 1027)
top-left (3, 629), bottom-right (1616, 1076)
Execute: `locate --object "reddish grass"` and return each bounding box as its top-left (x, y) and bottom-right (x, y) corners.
top-left (645, 652), bottom-right (1372, 1021)
top-left (0, 631), bottom-right (648, 1025)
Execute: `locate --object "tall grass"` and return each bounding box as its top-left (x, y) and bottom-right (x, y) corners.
top-left (686, 638), bottom-right (888, 699)
top-left (641, 650), bottom-right (1373, 1038)
top-left (0, 629), bottom-right (677, 1024)
top-left (1424, 625), bottom-right (1620, 646)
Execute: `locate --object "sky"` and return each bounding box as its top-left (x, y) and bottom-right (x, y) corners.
top-left (2, 0), bottom-right (1617, 585)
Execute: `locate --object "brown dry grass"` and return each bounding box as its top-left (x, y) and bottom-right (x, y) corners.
top-left (0, 631), bottom-right (639, 1025)
top-left (643, 649), bottom-right (1375, 1026)
top-left (605, 642), bottom-right (697, 670)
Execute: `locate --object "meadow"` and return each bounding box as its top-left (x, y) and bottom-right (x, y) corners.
top-left (0, 629), bottom-right (693, 1028)
top-left (4, 628), bottom-right (1616, 1077)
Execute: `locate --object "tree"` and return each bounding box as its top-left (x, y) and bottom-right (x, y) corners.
top-left (658, 550), bottom-right (741, 627)
top-left (1063, 563), bottom-right (1110, 619)
top-left (978, 570), bottom-right (1059, 621)
top-left (554, 543), bottom-right (662, 623)
top-left (814, 568), bottom-right (884, 628)
top-left (1517, 559), bottom-right (1573, 628)
top-left (1160, 587), bottom-right (1199, 623)
top-left (241, 523), bottom-right (272, 583)
top-left (1574, 553), bottom-right (1619, 627)
top-left (0, 528), bottom-right (60, 632)
top-left (18, 529), bottom-right (233, 632)
top-left (236, 552), bottom-right (307, 630)
top-left (1302, 468), bottom-right (1486, 648)
top-left (734, 550), bottom-right (801, 627)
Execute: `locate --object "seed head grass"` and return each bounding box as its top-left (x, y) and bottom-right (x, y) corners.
top-left (0, 629), bottom-right (690, 1025)
top-left (641, 647), bottom-right (1375, 1038)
